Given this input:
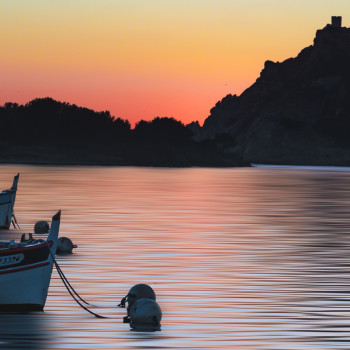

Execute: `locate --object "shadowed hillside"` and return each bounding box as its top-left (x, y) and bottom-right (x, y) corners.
top-left (199, 18), bottom-right (350, 165)
top-left (0, 98), bottom-right (246, 167)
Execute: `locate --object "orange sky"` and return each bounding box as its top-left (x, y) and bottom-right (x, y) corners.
top-left (1, 1), bottom-right (349, 126)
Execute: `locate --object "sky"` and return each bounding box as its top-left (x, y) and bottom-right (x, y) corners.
top-left (1, 1), bottom-right (349, 126)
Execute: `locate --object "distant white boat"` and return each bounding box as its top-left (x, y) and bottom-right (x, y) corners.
top-left (0, 173), bottom-right (19, 229)
top-left (0, 210), bottom-right (61, 312)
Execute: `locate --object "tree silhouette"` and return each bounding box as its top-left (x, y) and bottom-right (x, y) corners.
top-left (0, 97), bottom-right (244, 166)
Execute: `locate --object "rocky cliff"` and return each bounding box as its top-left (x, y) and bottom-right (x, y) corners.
top-left (199, 21), bottom-right (350, 165)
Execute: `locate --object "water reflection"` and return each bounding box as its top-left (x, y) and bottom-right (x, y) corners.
top-left (0, 166), bottom-right (350, 349)
top-left (0, 313), bottom-right (49, 349)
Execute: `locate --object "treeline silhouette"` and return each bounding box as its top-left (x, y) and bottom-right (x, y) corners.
top-left (0, 97), bottom-right (244, 166)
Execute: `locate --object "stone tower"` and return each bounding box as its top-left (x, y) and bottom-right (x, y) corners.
top-left (331, 16), bottom-right (342, 27)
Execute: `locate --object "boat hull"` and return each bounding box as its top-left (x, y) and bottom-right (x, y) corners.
top-left (0, 174), bottom-right (19, 229)
top-left (0, 191), bottom-right (16, 229)
top-left (0, 210), bottom-right (60, 312)
top-left (0, 262), bottom-right (54, 311)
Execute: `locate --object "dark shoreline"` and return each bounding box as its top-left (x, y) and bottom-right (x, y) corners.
top-left (2, 157), bottom-right (350, 168)
top-left (0, 152), bottom-right (249, 168)
top-left (0, 160), bottom-right (250, 168)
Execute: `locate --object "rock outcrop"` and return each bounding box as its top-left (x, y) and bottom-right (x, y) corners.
top-left (199, 20), bottom-right (350, 165)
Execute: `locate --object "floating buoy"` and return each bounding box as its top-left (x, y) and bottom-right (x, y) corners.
top-left (118, 284), bottom-right (160, 327)
top-left (56, 237), bottom-right (77, 254)
top-left (34, 221), bottom-right (49, 234)
top-left (127, 284), bottom-right (156, 312)
top-left (129, 298), bottom-right (162, 331)
top-left (119, 284), bottom-right (156, 314)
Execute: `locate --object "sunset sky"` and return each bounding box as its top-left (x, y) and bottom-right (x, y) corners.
top-left (1, 1), bottom-right (349, 126)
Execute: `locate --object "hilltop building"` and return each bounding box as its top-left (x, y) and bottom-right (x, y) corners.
top-left (331, 16), bottom-right (342, 27)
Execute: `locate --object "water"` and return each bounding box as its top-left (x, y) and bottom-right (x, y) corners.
top-left (1, 164), bottom-right (350, 349)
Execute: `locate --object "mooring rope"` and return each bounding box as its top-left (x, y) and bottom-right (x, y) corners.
top-left (55, 260), bottom-right (107, 318)
top-left (44, 241), bottom-right (108, 318)
top-left (12, 214), bottom-right (20, 229)
top-left (54, 259), bottom-right (93, 306)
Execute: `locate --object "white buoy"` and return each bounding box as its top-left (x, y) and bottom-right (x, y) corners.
top-left (34, 221), bottom-right (49, 234)
top-left (56, 237), bottom-right (77, 254)
top-left (129, 298), bottom-right (162, 331)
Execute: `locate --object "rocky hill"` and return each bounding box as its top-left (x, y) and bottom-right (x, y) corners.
top-left (199, 19), bottom-right (350, 165)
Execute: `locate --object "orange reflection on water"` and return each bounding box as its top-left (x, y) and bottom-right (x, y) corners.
top-left (0, 165), bottom-right (350, 349)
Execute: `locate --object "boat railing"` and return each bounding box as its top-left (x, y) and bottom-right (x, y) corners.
top-left (0, 239), bottom-right (48, 250)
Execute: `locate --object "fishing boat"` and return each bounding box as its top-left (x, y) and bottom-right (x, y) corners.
top-left (0, 210), bottom-right (61, 312)
top-left (0, 173), bottom-right (19, 229)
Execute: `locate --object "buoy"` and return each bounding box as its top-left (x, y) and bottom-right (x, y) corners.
top-left (56, 237), bottom-right (78, 254)
top-left (129, 298), bottom-right (162, 331)
top-left (34, 221), bottom-right (49, 234)
top-left (119, 284), bottom-right (156, 315)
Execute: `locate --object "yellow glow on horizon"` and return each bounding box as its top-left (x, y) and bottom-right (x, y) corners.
top-left (1, 0), bottom-right (350, 125)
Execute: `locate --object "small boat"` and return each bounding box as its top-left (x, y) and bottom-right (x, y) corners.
top-left (0, 173), bottom-right (19, 229)
top-left (0, 210), bottom-right (61, 312)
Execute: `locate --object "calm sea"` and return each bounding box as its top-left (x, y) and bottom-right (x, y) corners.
top-left (1, 164), bottom-right (350, 349)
